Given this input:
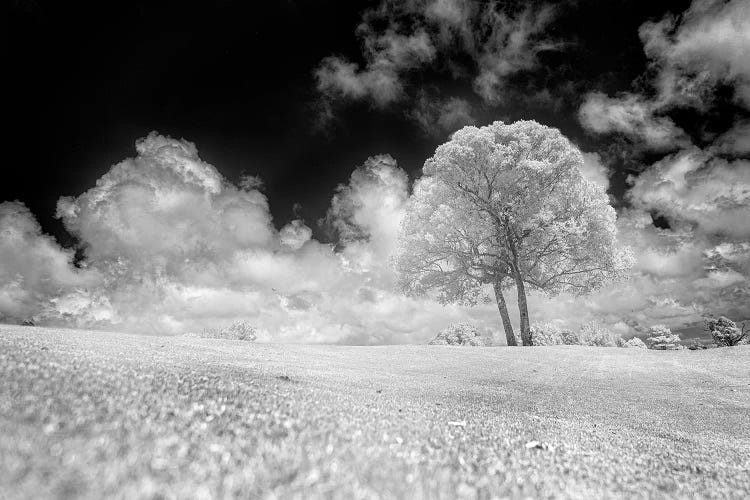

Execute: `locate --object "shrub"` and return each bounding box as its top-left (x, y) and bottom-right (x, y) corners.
top-left (687, 339), bottom-right (708, 350)
top-left (578, 321), bottom-right (621, 347)
top-left (703, 315), bottom-right (748, 347)
top-left (201, 320), bottom-right (258, 341)
top-left (623, 337), bottom-right (647, 349)
top-left (530, 323), bottom-right (564, 345)
top-left (429, 322), bottom-right (487, 346)
top-left (560, 329), bottom-right (579, 345)
top-left (645, 325), bottom-right (681, 350)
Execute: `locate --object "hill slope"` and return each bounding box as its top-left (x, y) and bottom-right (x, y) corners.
top-left (1, 325), bottom-right (749, 498)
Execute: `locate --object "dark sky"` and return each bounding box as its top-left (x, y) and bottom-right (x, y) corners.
top-left (7, 0), bottom-right (695, 245)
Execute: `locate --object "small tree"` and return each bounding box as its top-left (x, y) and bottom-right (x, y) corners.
top-left (202, 320), bottom-right (258, 341)
top-left (429, 322), bottom-right (487, 346)
top-left (530, 322), bottom-right (564, 345)
top-left (645, 325), bottom-right (681, 350)
top-left (560, 329), bottom-right (579, 345)
top-left (704, 316), bottom-right (748, 347)
top-left (396, 121), bottom-right (633, 346)
top-left (623, 337), bottom-right (647, 349)
top-left (578, 321), bottom-right (620, 347)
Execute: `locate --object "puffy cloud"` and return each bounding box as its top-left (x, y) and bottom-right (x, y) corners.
top-left (323, 154), bottom-right (410, 279)
top-left (580, 151), bottom-right (612, 191)
top-left (0, 201), bottom-right (97, 322)
top-left (712, 119), bottom-right (750, 156)
top-left (315, 1), bottom-right (561, 120)
top-left (279, 220), bottom-right (312, 250)
top-left (409, 92), bottom-right (476, 136)
top-left (578, 92), bottom-right (690, 150)
top-left (627, 150), bottom-right (750, 239)
top-left (4, 133), bottom-right (497, 344)
top-left (640, 0), bottom-right (750, 108)
top-left (579, 0), bottom-right (750, 149)
top-left (315, 28), bottom-right (436, 108)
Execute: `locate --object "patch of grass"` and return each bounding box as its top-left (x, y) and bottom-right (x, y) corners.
top-left (1, 325), bottom-right (749, 499)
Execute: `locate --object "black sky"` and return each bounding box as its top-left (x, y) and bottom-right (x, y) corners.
top-left (7, 0), bottom-right (696, 245)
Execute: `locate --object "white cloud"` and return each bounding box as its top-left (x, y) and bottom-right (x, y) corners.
top-left (712, 119), bottom-right (750, 156)
top-left (627, 149), bottom-right (750, 239)
top-left (279, 220), bottom-right (312, 250)
top-left (409, 92), bottom-right (476, 136)
top-left (578, 92), bottom-right (690, 150)
top-left (315, 1), bottom-right (561, 119)
top-left (0, 201), bottom-right (97, 322)
top-left (640, 0), bottom-right (750, 108)
top-left (315, 28), bottom-right (436, 108)
top-left (579, 151), bottom-right (612, 191)
top-left (1, 133), bottom-right (493, 344)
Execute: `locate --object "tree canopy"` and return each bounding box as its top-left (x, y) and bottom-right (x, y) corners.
top-left (396, 120), bottom-right (632, 345)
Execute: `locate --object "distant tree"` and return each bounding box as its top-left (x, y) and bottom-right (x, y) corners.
top-left (529, 322), bottom-right (565, 345)
top-left (559, 329), bottom-right (580, 345)
top-left (396, 121), bottom-right (632, 346)
top-left (578, 321), bottom-right (621, 347)
top-left (201, 320), bottom-right (257, 342)
top-left (623, 337), bottom-right (647, 349)
top-left (703, 316), bottom-right (748, 347)
top-left (645, 325), bottom-right (681, 350)
top-left (429, 322), bottom-right (487, 346)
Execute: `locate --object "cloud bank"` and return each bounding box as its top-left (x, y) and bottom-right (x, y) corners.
top-left (2, 124), bottom-right (748, 341)
top-left (1, 133), bottom-right (481, 343)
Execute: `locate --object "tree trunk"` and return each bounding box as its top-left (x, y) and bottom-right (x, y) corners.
top-left (493, 282), bottom-right (517, 346)
top-left (513, 273), bottom-right (532, 346)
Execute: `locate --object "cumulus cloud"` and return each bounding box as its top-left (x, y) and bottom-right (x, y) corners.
top-left (315, 1), bottom-right (561, 121)
top-left (578, 92), bottom-right (690, 151)
top-left (579, 0), bottom-right (750, 149)
top-left (315, 27), bottom-right (436, 108)
top-left (712, 119), bottom-right (750, 156)
top-left (640, 0), bottom-right (750, 108)
top-left (628, 150), bottom-right (750, 239)
top-left (580, 151), bottom-right (612, 191)
top-left (0, 201), bottom-right (97, 323)
top-left (1, 133), bottom-right (495, 344)
top-left (409, 92), bottom-right (476, 136)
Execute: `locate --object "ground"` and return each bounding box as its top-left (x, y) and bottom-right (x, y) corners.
top-left (1, 325), bottom-right (749, 499)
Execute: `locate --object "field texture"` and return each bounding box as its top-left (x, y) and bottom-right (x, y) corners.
top-left (1, 325), bottom-right (749, 499)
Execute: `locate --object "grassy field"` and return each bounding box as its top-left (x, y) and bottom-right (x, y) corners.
top-left (1, 325), bottom-right (749, 499)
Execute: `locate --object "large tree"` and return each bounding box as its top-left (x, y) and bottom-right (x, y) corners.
top-left (395, 120), bottom-right (632, 346)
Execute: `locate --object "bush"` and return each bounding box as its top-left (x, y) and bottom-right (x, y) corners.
top-left (201, 320), bottom-right (258, 341)
top-left (429, 322), bottom-right (487, 346)
top-left (703, 315), bottom-right (748, 347)
top-left (623, 337), bottom-right (647, 349)
top-left (530, 323), bottom-right (564, 345)
top-left (560, 329), bottom-right (579, 345)
top-left (645, 325), bottom-right (681, 350)
top-left (578, 321), bottom-right (621, 347)
top-left (687, 339), bottom-right (708, 350)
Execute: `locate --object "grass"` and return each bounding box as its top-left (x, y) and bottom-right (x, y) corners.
top-left (1, 324), bottom-right (749, 499)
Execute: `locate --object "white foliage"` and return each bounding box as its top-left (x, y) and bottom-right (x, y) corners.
top-left (396, 120), bottom-right (633, 304)
top-left (429, 322), bottom-right (487, 346)
top-left (623, 337), bottom-right (648, 349)
top-left (645, 325), bottom-right (682, 350)
top-left (530, 322), bottom-right (565, 345)
top-left (578, 321), bottom-right (621, 347)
